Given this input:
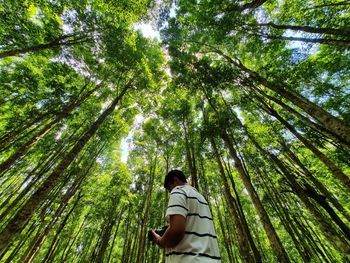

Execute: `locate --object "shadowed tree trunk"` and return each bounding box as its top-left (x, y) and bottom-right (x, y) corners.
top-left (210, 137), bottom-right (259, 263)
top-left (256, 97), bottom-right (350, 190)
top-left (41, 192), bottom-right (83, 263)
top-left (182, 118), bottom-right (199, 189)
top-left (247, 131), bottom-right (350, 255)
top-left (282, 144), bottom-right (350, 222)
top-left (0, 33), bottom-right (91, 59)
top-left (260, 34), bottom-right (350, 48)
top-left (220, 130), bottom-right (291, 263)
top-left (215, 50), bottom-right (350, 146)
top-left (257, 22), bottom-right (350, 37)
top-left (252, 87), bottom-right (350, 149)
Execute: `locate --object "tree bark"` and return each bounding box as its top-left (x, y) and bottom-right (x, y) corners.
top-left (42, 192), bottom-right (83, 263)
top-left (214, 197), bottom-right (235, 263)
top-left (0, 112), bottom-right (50, 151)
top-left (235, 57), bottom-right (350, 145)
top-left (182, 118), bottom-right (199, 189)
top-left (282, 144), bottom-right (350, 222)
top-left (223, 159), bottom-right (261, 261)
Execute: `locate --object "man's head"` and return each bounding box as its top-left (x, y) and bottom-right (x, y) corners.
top-left (164, 170), bottom-right (187, 192)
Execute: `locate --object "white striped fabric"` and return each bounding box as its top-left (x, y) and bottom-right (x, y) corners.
top-left (165, 185), bottom-right (221, 263)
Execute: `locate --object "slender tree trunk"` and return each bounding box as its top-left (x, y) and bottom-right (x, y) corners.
top-left (253, 87), bottom-right (350, 149)
top-left (0, 83), bottom-right (99, 175)
top-left (182, 119), bottom-right (199, 189)
top-left (282, 144), bottom-right (350, 222)
top-left (223, 160), bottom-right (261, 261)
top-left (258, 98), bottom-right (350, 189)
top-left (106, 206), bottom-right (125, 263)
top-left (0, 34), bottom-right (91, 59)
top-left (42, 192), bottom-right (83, 263)
top-left (95, 217), bottom-right (116, 263)
top-left (216, 51), bottom-right (350, 146)
top-left (214, 197), bottom-right (235, 263)
top-left (0, 112), bottom-right (50, 151)
top-left (0, 84), bottom-right (130, 254)
top-left (303, 182), bottom-right (350, 240)
top-left (257, 22), bottom-right (350, 37)
top-left (136, 156), bottom-right (156, 263)
top-left (61, 217), bottom-right (86, 262)
top-left (260, 172), bottom-right (313, 262)
top-left (210, 137), bottom-right (257, 263)
top-left (251, 135), bottom-right (350, 254)
top-left (1, 221), bottom-right (38, 262)
top-left (220, 130), bottom-right (291, 262)
top-left (260, 33), bottom-right (350, 47)
top-left (0, 141), bottom-right (70, 222)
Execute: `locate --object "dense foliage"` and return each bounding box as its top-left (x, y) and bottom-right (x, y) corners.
top-left (0, 0), bottom-right (349, 262)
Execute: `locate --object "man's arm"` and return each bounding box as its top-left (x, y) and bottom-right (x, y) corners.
top-left (152, 214), bottom-right (186, 248)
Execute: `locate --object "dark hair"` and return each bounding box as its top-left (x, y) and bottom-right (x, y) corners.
top-left (164, 169), bottom-right (187, 188)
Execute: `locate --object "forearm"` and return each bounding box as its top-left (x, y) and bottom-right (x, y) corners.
top-left (158, 225), bottom-right (184, 248)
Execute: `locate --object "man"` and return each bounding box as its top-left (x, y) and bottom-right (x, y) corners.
top-left (151, 169), bottom-right (221, 262)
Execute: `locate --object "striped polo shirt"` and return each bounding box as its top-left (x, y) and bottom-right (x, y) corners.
top-left (165, 185), bottom-right (221, 263)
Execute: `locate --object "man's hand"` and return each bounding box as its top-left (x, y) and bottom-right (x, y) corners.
top-left (151, 229), bottom-right (162, 247)
top-left (158, 215), bottom-right (186, 248)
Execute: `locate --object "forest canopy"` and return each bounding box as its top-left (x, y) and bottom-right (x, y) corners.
top-left (0, 0), bottom-right (349, 262)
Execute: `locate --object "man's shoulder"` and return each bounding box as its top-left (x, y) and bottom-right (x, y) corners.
top-left (175, 185), bottom-right (208, 202)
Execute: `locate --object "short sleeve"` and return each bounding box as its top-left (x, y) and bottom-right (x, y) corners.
top-left (166, 187), bottom-right (188, 219)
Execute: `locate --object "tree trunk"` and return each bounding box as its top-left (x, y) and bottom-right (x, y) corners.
top-left (214, 197), bottom-right (235, 263)
top-left (260, 173), bottom-right (314, 262)
top-left (42, 192), bottom-right (83, 263)
top-left (182, 119), bottom-right (199, 189)
top-left (223, 160), bottom-right (261, 261)
top-left (282, 144), bottom-right (350, 222)
top-left (253, 87), bottom-right (350, 149)
top-left (106, 206), bottom-right (125, 263)
top-left (303, 182), bottom-right (350, 240)
top-left (0, 141), bottom-right (69, 222)
top-left (210, 137), bottom-right (258, 263)
top-left (0, 112), bottom-right (50, 151)
top-left (251, 135), bottom-right (350, 255)
top-left (0, 83), bottom-right (99, 175)
top-left (258, 98), bottom-right (350, 190)
top-left (261, 34), bottom-right (350, 48)
top-left (136, 156), bottom-right (156, 263)
top-left (220, 130), bottom-right (291, 263)
top-left (0, 84), bottom-right (130, 254)
top-left (0, 33), bottom-right (91, 59)
top-left (258, 22), bottom-right (350, 37)
top-left (217, 51), bottom-right (350, 146)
